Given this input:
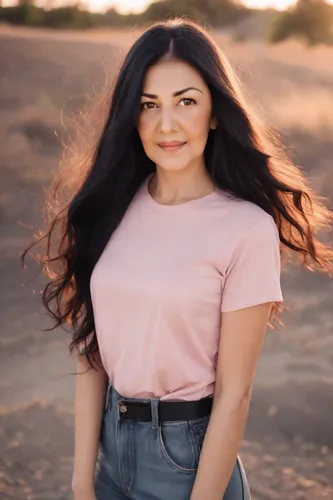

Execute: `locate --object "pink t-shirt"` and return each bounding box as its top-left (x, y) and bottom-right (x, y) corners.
top-left (90, 173), bottom-right (283, 401)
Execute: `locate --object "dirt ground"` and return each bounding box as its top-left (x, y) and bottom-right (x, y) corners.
top-left (0, 26), bottom-right (333, 500)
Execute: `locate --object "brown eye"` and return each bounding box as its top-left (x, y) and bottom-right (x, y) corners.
top-left (179, 98), bottom-right (196, 106)
top-left (141, 102), bottom-right (156, 110)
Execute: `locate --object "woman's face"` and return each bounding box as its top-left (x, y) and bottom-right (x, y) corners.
top-left (137, 58), bottom-right (217, 173)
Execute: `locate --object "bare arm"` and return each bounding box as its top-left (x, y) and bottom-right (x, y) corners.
top-left (72, 349), bottom-right (108, 498)
top-left (190, 302), bottom-right (273, 500)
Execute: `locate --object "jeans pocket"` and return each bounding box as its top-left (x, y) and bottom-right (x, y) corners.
top-left (158, 422), bottom-right (199, 474)
top-left (99, 408), bottom-right (116, 455)
top-left (188, 415), bottom-right (210, 454)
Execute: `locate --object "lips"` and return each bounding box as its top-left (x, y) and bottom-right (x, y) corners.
top-left (158, 141), bottom-right (186, 147)
top-left (158, 141), bottom-right (186, 151)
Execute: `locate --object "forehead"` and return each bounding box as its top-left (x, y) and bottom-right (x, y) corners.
top-left (142, 59), bottom-right (208, 93)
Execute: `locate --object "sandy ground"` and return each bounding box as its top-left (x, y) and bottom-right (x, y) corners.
top-left (0, 26), bottom-right (333, 500)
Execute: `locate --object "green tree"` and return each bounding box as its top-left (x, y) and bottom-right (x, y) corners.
top-left (140, 0), bottom-right (248, 27)
top-left (269, 0), bottom-right (333, 46)
top-left (2, 3), bottom-right (45, 25)
top-left (0, 0), bottom-right (249, 30)
top-left (18, 0), bottom-right (34, 6)
top-left (43, 5), bottom-right (95, 28)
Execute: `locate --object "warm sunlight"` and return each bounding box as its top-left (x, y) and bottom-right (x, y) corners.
top-left (102, 0), bottom-right (333, 14)
top-left (2, 0), bottom-right (333, 12)
top-left (109, 0), bottom-right (297, 14)
top-left (107, 0), bottom-right (151, 14)
top-left (243, 0), bottom-right (297, 8)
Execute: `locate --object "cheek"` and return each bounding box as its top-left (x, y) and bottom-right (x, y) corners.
top-left (184, 112), bottom-right (211, 151)
top-left (187, 107), bottom-right (211, 136)
top-left (137, 117), bottom-right (154, 149)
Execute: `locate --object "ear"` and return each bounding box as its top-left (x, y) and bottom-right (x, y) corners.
top-left (210, 117), bottom-right (218, 130)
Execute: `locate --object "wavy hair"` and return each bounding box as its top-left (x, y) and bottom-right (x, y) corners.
top-left (22, 18), bottom-right (333, 369)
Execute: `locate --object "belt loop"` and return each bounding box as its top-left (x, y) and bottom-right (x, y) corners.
top-left (151, 398), bottom-right (160, 430)
top-left (117, 399), bottom-right (124, 421)
top-left (105, 382), bottom-right (111, 412)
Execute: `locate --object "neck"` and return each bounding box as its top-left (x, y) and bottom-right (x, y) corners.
top-left (148, 168), bottom-right (215, 206)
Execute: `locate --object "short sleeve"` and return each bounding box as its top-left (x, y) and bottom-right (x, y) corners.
top-left (221, 215), bottom-right (283, 312)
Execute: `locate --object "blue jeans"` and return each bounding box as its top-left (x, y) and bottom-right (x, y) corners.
top-left (94, 384), bottom-right (251, 499)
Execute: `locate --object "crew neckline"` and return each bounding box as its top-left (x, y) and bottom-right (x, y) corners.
top-left (143, 173), bottom-right (219, 211)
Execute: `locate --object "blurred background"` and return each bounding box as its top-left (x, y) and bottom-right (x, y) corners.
top-left (1, 1), bottom-right (333, 499)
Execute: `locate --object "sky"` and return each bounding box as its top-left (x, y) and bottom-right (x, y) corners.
top-left (85, 0), bottom-right (333, 14)
top-left (3, 0), bottom-right (333, 13)
top-left (109, 0), bottom-right (300, 14)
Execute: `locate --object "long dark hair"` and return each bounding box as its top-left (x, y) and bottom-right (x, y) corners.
top-left (22, 18), bottom-right (333, 369)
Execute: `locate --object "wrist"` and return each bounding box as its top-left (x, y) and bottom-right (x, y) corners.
top-left (72, 476), bottom-right (95, 494)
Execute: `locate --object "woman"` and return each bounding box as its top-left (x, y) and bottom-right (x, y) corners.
top-left (22, 18), bottom-right (333, 500)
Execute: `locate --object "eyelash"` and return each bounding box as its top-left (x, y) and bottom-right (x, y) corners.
top-left (141, 98), bottom-right (196, 110)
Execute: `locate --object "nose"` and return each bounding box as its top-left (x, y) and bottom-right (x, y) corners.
top-left (159, 107), bottom-right (176, 133)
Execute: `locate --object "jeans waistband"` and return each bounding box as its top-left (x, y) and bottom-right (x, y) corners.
top-left (105, 383), bottom-right (213, 430)
top-left (106, 384), bottom-right (161, 429)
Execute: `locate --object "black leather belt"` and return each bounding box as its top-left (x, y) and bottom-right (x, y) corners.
top-left (116, 395), bottom-right (213, 422)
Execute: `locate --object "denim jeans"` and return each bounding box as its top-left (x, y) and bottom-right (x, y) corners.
top-left (94, 384), bottom-right (251, 500)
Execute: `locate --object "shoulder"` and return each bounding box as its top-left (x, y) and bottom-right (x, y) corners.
top-left (214, 189), bottom-right (278, 239)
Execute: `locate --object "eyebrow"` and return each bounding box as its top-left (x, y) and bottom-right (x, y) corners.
top-left (141, 87), bottom-right (203, 99)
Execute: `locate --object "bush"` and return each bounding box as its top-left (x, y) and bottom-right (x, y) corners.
top-left (44, 6), bottom-right (96, 29)
top-left (0, 5), bottom-right (45, 26)
top-left (0, 0), bottom-right (251, 30)
top-left (269, 10), bottom-right (295, 43)
top-left (269, 0), bottom-right (333, 46)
